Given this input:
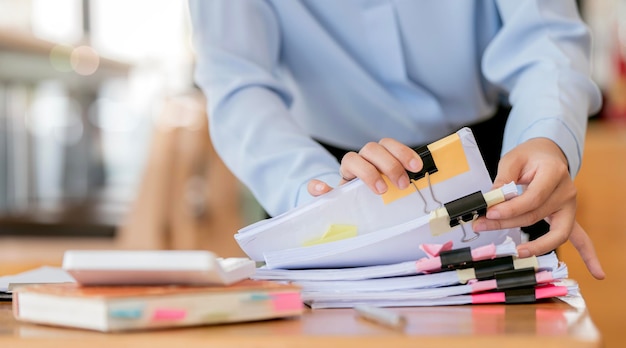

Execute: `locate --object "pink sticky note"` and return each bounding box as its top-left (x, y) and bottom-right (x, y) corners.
top-left (152, 308), bottom-right (187, 321)
top-left (270, 292), bottom-right (303, 312)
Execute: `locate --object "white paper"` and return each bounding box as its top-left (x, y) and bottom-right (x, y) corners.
top-left (263, 220), bottom-right (519, 269)
top-left (307, 279), bottom-right (579, 309)
top-left (254, 251), bottom-right (559, 282)
top-left (0, 266), bottom-right (75, 293)
top-left (293, 264), bottom-right (568, 299)
top-left (235, 127), bottom-right (522, 268)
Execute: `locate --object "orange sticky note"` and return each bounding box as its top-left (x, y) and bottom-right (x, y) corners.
top-left (381, 133), bottom-right (470, 204)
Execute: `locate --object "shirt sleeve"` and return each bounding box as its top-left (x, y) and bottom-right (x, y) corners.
top-left (188, 0), bottom-right (342, 217)
top-left (482, 0), bottom-right (602, 177)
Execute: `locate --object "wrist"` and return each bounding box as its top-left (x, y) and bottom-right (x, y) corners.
top-left (525, 137), bottom-right (569, 167)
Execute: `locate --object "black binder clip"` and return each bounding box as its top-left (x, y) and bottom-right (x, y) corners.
top-left (439, 247), bottom-right (473, 270)
top-left (444, 191), bottom-right (488, 228)
top-left (472, 256), bottom-right (516, 280)
top-left (494, 268), bottom-right (538, 290)
top-left (504, 287), bottom-right (537, 304)
top-left (409, 145), bottom-right (443, 213)
top-left (407, 145), bottom-right (438, 181)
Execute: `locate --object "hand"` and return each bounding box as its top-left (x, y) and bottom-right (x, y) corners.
top-left (307, 138), bottom-right (423, 197)
top-left (473, 137), bottom-right (605, 280)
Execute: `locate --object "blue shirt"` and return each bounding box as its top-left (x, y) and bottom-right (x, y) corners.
top-left (189, 0), bottom-right (602, 217)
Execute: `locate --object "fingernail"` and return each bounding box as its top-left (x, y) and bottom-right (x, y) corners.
top-left (315, 183), bottom-right (325, 192)
top-left (517, 248), bottom-right (531, 258)
top-left (473, 222), bottom-right (486, 232)
top-left (487, 210), bottom-right (500, 219)
top-left (409, 158), bottom-right (421, 172)
top-left (397, 176), bottom-right (409, 189)
top-left (375, 180), bottom-right (387, 194)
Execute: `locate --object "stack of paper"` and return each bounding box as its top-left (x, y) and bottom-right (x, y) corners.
top-left (234, 127), bottom-right (577, 308)
top-left (252, 238), bottom-right (575, 309)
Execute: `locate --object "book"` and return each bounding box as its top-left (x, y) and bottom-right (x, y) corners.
top-left (62, 250), bottom-right (257, 286)
top-left (235, 128), bottom-right (522, 269)
top-left (12, 280), bottom-right (303, 332)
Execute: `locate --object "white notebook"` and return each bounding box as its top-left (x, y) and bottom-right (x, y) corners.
top-left (62, 250), bottom-right (256, 286)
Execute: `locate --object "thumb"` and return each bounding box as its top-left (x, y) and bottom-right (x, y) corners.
top-left (492, 154), bottom-right (522, 188)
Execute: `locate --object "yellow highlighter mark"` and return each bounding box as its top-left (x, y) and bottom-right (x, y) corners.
top-left (382, 133), bottom-right (470, 204)
top-left (303, 224), bottom-right (358, 246)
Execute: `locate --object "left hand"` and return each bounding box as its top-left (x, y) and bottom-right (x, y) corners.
top-left (472, 137), bottom-right (605, 280)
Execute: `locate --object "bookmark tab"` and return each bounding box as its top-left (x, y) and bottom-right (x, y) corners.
top-left (152, 308), bottom-right (187, 321)
top-left (109, 307), bottom-right (143, 319)
top-left (270, 292), bottom-right (304, 312)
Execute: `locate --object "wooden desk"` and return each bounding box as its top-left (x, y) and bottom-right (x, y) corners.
top-left (0, 298), bottom-right (600, 348)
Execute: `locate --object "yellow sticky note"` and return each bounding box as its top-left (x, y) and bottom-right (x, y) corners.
top-left (381, 133), bottom-right (470, 204)
top-left (303, 224), bottom-right (358, 246)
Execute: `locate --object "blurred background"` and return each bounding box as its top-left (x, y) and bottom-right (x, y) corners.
top-left (0, 0), bottom-right (625, 346)
top-left (0, 0), bottom-right (263, 259)
top-left (0, 0), bottom-right (190, 231)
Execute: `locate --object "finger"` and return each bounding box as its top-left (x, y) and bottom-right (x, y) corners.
top-left (341, 150), bottom-right (389, 194)
top-left (339, 165), bottom-right (354, 183)
top-left (378, 138), bottom-right (423, 174)
top-left (475, 208), bottom-right (544, 232)
top-left (492, 153), bottom-right (525, 188)
top-left (474, 186), bottom-right (568, 232)
top-left (515, 230), bottom-right (566, 259)
top-left (515, 204), bottom-right (575, 259)
top-left (488, 170), bottom-right (559, 220)
top-left (358, 141), bottom-right (411, 190)
top-left (307, 179), bottom-right (333, 197)
top-left (569, 222), bottom-right (606, 280)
